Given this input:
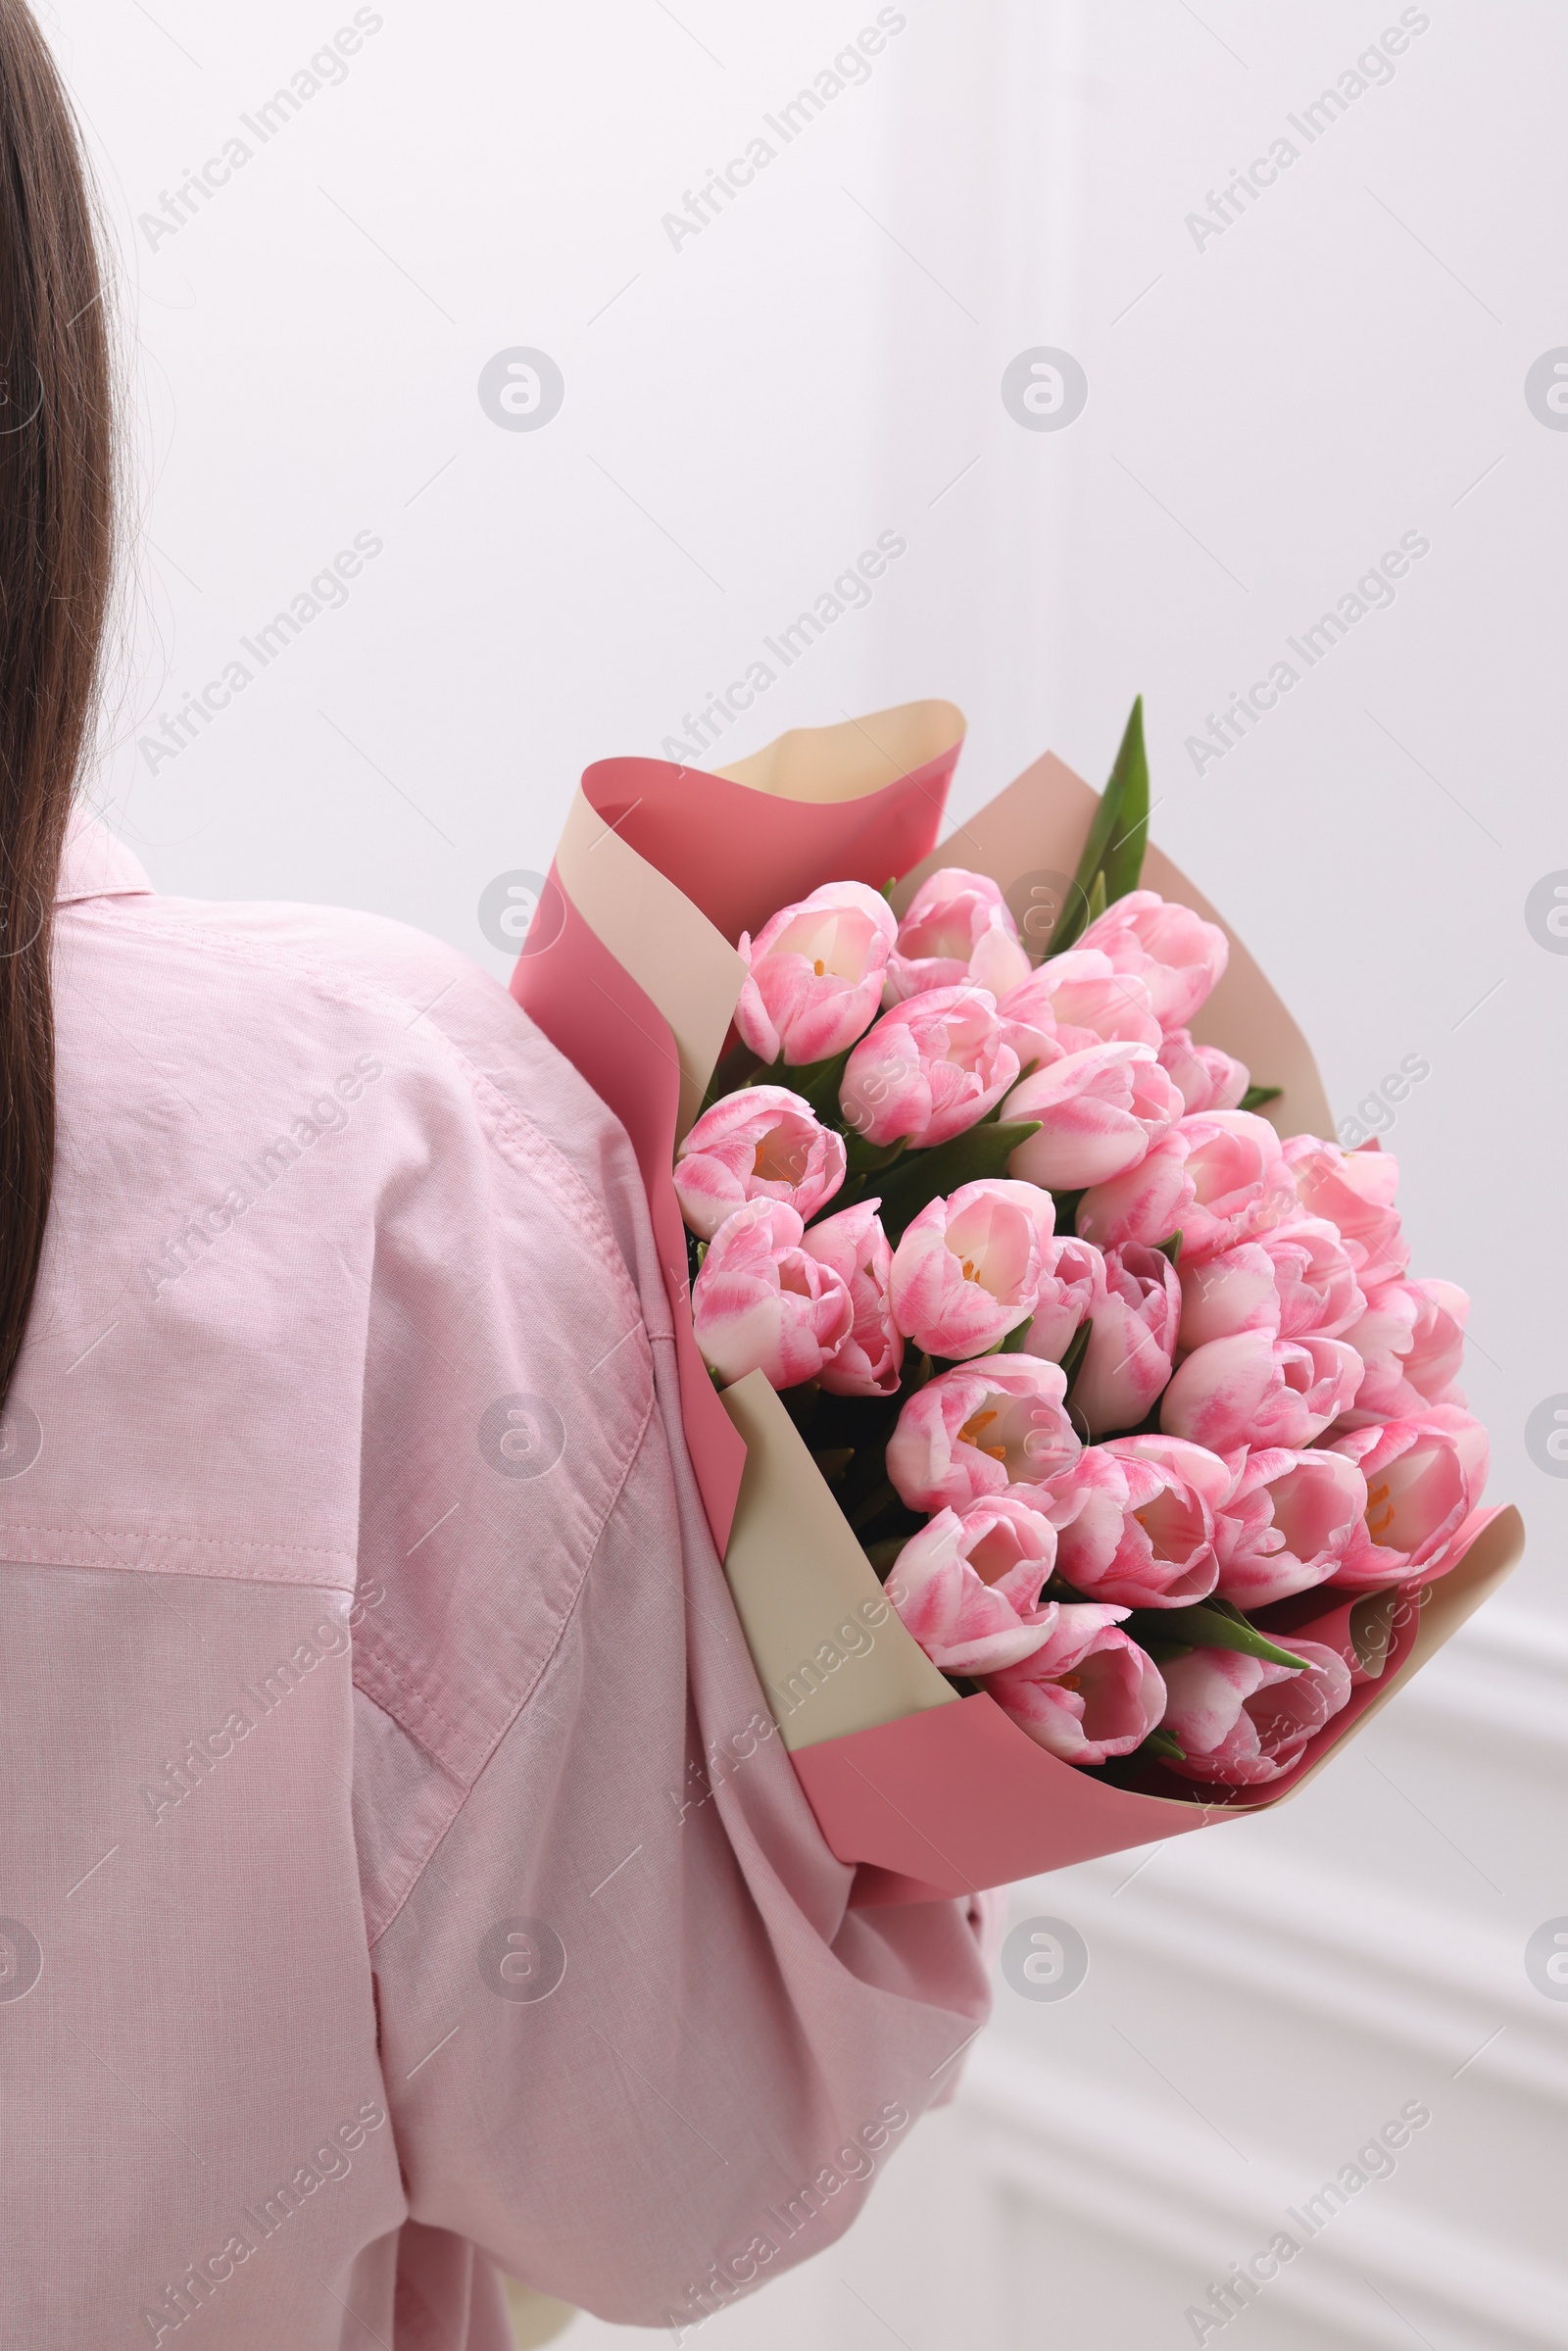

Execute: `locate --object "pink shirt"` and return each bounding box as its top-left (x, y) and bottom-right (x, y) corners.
top-left (1, 817), bottom-right (996, 2348)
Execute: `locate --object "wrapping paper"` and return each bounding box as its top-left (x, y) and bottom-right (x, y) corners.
top-left (513, 705), bottom-right (1523, 1903)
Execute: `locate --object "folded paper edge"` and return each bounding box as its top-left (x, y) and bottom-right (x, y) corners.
top-left (557, 786), bottom-right (746, 1139)
top-left (714, 698), bottom-right (966, 805)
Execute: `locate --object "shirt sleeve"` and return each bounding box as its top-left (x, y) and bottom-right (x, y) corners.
top-left (351, 986), bottom-right (997, 2330)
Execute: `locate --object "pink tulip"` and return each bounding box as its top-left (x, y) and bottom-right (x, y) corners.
top-left (1046, 1435), bottom-right (1227, 1608)
top-left (984, 1608), bottom-right (1168, 1766)
top-left (801, 1199), bottom-right (904, 1397)
top-left (691, 1198), bottom-right (852, 1389)
top-left (1081, 1109), bottom-right (1292, 1260)
top-left (1002, 1042), bottom-right (1182, 1191)
top-left (1420, 1399), bottom-right (1490, 1492)
top-left (1159, 1329), bottom-right (1363, 1451)
top-left (1263, 1218), bottom-right (1365, 1338)
top-left (1178, 1217), bottom-right (1364, 1350)
top-left (840, 986), bottom-right (1018, 1149)
top-left (1000, 951), bottom-right (1160, 1057)
top-left (994, 972), bottom-right (1066, 1080)
top-left (886, 1356), bottom-right (1080, 1515)
top-left (1160, 1639), bottom-right (1352, 1786)
top-left (1157, 1027), bottom-right (1250, 1115)
top-left (884, 868), bottom-right (1033, 1004)
top-left (1177, 1239), bottom-right (1278, 1348)
top-left (1175, 1111), bottom-right (1294, 1262)
top-left (1075, 1131), bottom-right (1195, 1252)
top-left (1070, 1244), bottom-right (1181, 1437)
top-left (1210, 1446), bottom-right (1369, 1609)
top-left (1020, 1234), bottom-right (1105, 1364)
top-left (1076, 888), bottom-right (1229, 1029)
top-left (673, 1085), bottom-right (846, 1241)
top-left (734, 881), bottom-right (898, 1067)
top-left (1339, 1276), bottom-right (1468, 1422)
top-left (1282, 1136), bottom-right (1409, 1288)
top-left (888, 1180), bottom-right (1054, 1361)
top-left (887, 1495), bottom-right (1059, 1674)
top-left (1326, 1410), bottom-right (1489, 1590)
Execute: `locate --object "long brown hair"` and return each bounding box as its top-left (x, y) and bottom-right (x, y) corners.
top-left (0, 2), bottom-right (114, 1403)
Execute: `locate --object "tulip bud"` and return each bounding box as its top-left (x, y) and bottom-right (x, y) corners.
top-left (983, 1608), bottom-right (1168, 1766)
top-left (691, 1198), bottom-right (853, 1390)
top-left (734, 881), bottom-right (898, 1066)
top-left (886, 1356), bottom-right (1080, 1515)
top-left (887, 1495), bottom-right (1059, 1674)
top-left (884, 867), bottom-right (1032, 1004)
top-left (1076, 888), bottom-right (1229, 1029)
top-left (840, 987), bottom-right (1018, 1150)
top-left (888, 1179), bottom-right (1054, 1361)
top-left (674, 1085), bottom-right (846, 1241)
top-left (1159, 1639), bottom-right (1352, 1785)
top-left (1002, 1042), bottom-right (1182, 1192)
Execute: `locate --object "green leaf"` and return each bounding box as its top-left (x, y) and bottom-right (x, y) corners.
top-left (998, 1315), bottom-right (1035, 1354)
top-left (1139, 1726), bottom-right (1187, 1762)
top-left (845, 1133), bottom-right (907, 1178)
top-left (1154, 1229), bottom-right (1183, 1266)
top-left (1123, 1601), bottom-right (1310, 1672)
top-left (1101, 693), bottom-right (1150, 905)
top-left (789, 1045), bottom-right (856, 1121)
top-left (1240, 1083), bottom-right (1283, 1113)
top-left (879, 875), bottom-right (898, 902)
top-left (874, 1119), bottom-right (1042, 1241)
top-left (1049, 693), bottom-right (1147, 955)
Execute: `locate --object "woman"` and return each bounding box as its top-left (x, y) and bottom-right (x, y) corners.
top-left (0, 7), bottom-right (997, 2344)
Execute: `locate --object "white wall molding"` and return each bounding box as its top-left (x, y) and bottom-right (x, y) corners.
top-left (958, 2038), bottom-right (1566, 2351)
top-left (1008, 1838), bottom-right (1568, 2110)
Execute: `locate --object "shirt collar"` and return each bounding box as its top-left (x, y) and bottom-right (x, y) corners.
top-left (55, 808), bottom-right (153, 906)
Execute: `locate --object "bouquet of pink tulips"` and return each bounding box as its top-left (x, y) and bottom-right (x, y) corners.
top-left (514, 698), bottom-right (1522, 1897)
top-left (675, 701), bottom-right (1491, 1788)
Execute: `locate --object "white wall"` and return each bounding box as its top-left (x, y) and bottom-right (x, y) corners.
top-left (49, 1), bottom-right (1568, 2344)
